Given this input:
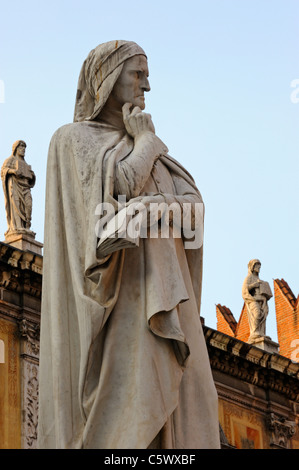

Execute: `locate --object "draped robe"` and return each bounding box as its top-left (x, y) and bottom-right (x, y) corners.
top-left (37, 120), bottom-right (220, 449)
top-left (242, 262), bottom-right (271, 341)
top-left (1, 153), bottom-right (35, 232)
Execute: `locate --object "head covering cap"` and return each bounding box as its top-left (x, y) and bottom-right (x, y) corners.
top-left (74, 40), bottom-right (147, 122)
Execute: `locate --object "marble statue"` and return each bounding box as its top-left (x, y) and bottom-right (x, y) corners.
top-left (1, 140), bottom-right (35, 236)
top-left (37, 40), bottom-right (220, 449)
top-left (242, 259), bottom-right (273, 343)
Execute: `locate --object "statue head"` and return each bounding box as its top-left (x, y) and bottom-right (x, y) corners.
top-left (12, 140), bottom-right (26, 157)
top-left (73, 40), bottom-right (147, 122)
top-left (248, 259), bottom-right (261, 275)
top-left (107, 55), bottom-right (150, 112)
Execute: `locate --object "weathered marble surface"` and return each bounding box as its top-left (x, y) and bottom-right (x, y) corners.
top-left (37, 40), bottom-right (220, 449)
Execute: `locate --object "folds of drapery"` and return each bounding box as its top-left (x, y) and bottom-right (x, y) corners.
top-left (37, 120), bottom-right (220, 449)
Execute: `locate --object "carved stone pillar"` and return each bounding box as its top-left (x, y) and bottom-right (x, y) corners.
top-left (19, 319), bottom-right (40, 448)
top-left (266, 412), bottom-right (296, 449)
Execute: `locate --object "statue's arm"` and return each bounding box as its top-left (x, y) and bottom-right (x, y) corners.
top-left (248, 280), bottom-right (261, 290)
top-left (119, 171), bottom-right (203, 232)
top-left (114, 132), bottom-right (167, 199)
top-left (1, 162), bottom-right (16, 179)
top-left (114, 104), bottom-right (168, 199)
top-left (158, 175), bottom-right (203, 230)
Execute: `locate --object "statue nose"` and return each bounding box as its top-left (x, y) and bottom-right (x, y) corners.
top-left (142, 76), bottom-right (150, 92)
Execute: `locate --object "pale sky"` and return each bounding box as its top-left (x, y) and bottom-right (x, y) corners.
top-left (0, 0), bottom-right (298, 341)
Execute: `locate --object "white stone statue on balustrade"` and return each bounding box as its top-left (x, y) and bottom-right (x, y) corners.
top-left (1, 140), bottom-right (36, 237)
top-left (242, 259), bottom-right (273, 343)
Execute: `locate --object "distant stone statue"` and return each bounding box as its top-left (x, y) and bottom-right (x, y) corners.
top-left (242, 259), bottom-right (273, 343)
top-left (1, 140), bottom-right (35, 237)
top-left (37, 40), bottom-right (220, 449)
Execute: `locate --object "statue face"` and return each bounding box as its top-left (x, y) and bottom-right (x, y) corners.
top-left (110, 55), bottom-right (150, 110)
top-left (16, 142), bottom-right (26, 157)
top-left (253, 263), bottom-right (261, 274)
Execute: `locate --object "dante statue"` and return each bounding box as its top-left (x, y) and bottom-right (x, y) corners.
top-left (37, 40), bottom-right (220, 449)
top-left (242, 259), bottom-right (273, 343)
top-left (1, 140), bottom-right (35, 236)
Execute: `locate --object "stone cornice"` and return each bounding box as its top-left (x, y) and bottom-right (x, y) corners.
top-left (0, 242), bottom-right (42, 275)
top-left (203, 326), bottom-right (299, 402)
top-left (0, 242), bottom-right (43, 301)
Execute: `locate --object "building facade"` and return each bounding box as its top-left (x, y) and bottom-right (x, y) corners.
top-left (215, 279), bottom-right (299, 448)
top-left (0, 241), bottom-right (42, 449)
top-left (0, 239), bottom-right (298, 449)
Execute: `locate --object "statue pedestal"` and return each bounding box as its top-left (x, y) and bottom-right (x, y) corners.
top-left (250, 336), bottom-right (280, 354)
top-left (4, 231), bottom-right (43, 255)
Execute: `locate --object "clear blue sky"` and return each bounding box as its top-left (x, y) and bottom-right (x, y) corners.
top-left (0, 0), bottom-right (298, 341)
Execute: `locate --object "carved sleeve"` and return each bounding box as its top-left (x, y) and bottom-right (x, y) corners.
top-left (160, 174), bottom-right (203, 230)
top-left (114, 132), bottom-right (168, 199)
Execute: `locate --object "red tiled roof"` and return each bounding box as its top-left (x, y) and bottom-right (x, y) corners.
top-left (274, 278), bottom-right (296, 308)
top-left (216, 304), bottom-right (237, 334)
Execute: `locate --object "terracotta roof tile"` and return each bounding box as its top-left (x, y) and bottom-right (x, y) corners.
top-left (274, 278), bottom-right (296, 308)
top-left (216, 304), bottom-right (237, 334)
